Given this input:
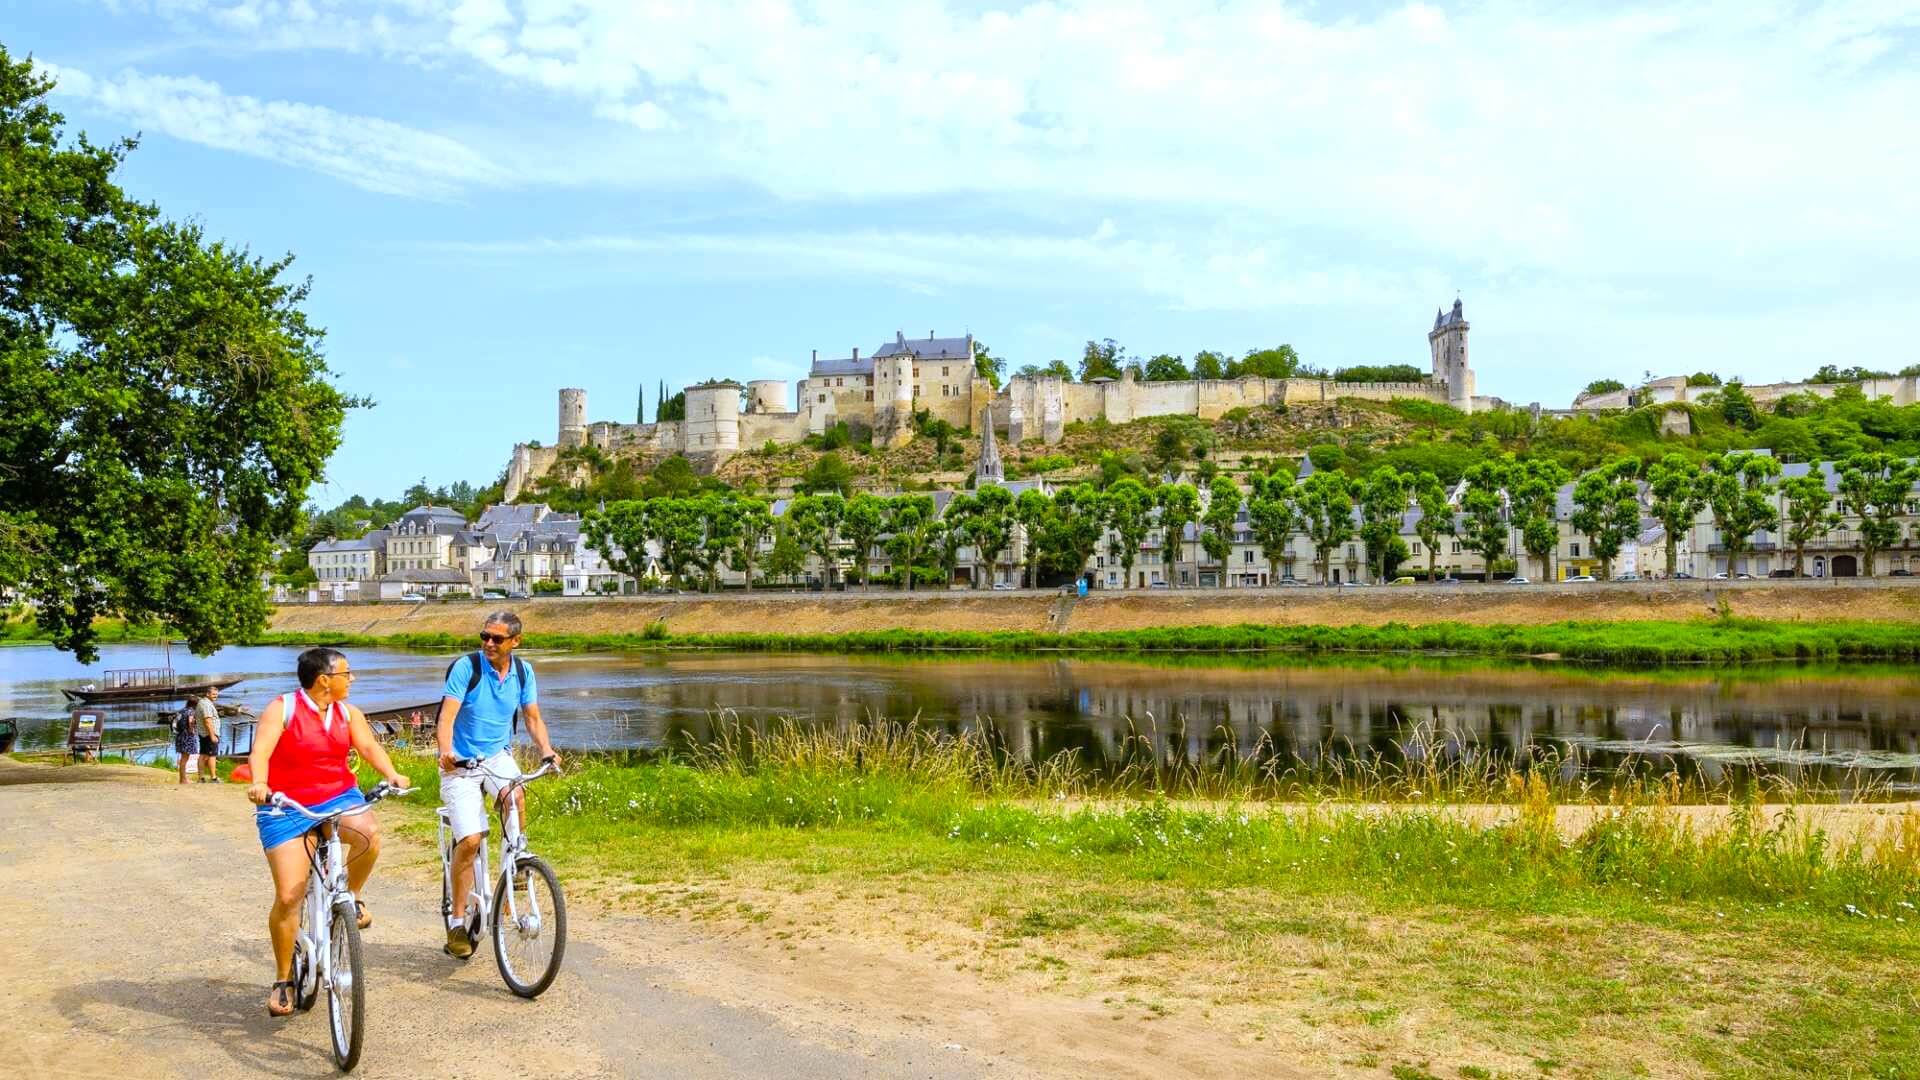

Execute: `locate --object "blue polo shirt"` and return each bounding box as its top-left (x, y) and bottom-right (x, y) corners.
top-left (443, 654), bottom-right (538, 760)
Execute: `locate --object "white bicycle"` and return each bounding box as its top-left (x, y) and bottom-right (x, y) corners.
top-left (270, 782), bottom-right (411, 1073)
top-left (440, 755), bottom-right (568, 998)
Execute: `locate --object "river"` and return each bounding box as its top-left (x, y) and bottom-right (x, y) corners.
top-left (5, 644), bottom-right (1919, 793)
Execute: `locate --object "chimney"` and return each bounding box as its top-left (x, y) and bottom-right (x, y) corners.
top-left (852, 347), bottom-right (859, 362)
top-left (811, 349), bottom-right (818, 365)
top-left (928, 330), bottom-right (934, 340)
top-left (896, 330), bottom-right (905, 346)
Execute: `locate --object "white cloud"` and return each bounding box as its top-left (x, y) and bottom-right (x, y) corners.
top-left (46, 63), bottom-right (514, 198)
top-left (422, 225), bottom-right (1436, 313)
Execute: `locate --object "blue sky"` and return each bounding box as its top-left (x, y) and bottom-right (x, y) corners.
top-left (12, 1), bottom-right (1919, 502)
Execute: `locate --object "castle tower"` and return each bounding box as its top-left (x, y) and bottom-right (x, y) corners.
top-left (883, 352), bottom-right (915, 448)
top-left (975, 405), bottom-right (1004, 486)
top-left (1428, 299), bottom-right (1474, 414)
top-left (682, 381), bottom-right (743, 452)
top-left (558, 388), bottom-right (587, 447)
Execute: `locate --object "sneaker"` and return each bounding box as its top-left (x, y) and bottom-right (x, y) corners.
top-left (444, 926), bottom-right (473, 959)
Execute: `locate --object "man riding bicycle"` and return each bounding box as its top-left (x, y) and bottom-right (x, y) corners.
top-left (246, 648), bottom-right (412, 1017)
top-left (435, 611), bottom-right (561, 957)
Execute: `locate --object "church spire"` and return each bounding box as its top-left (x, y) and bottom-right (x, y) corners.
top-left (975, 407), bottom-right (1004, 486)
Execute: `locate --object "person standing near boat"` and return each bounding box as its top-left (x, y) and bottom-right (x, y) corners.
top-left (173, 697), bottom-right (200, 784)
top-left (194, 686), bottom-right (223, 782)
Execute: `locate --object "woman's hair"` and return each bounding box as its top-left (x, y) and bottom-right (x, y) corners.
top-left (297, 647), bottom-right (347, 690)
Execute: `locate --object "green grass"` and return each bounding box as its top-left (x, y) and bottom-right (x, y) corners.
top-left (357, 721), bottom-right (1920, 1077)
top-left (258, 615), bottom-right (1920, 664)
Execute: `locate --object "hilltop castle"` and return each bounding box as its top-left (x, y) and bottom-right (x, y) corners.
top-left (504, 302), bottom-right (1494, 500)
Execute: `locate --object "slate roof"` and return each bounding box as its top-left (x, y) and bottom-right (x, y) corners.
top-left (379, 568), bottom-right (469, 584)
top-left (310, 537), bottom-right (378, 554)
top-left (874, 332), bottom-right (972, 360)
top-left (809, 355), bottom-right (874, 377)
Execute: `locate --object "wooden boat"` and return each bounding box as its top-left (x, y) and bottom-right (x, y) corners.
top-left (362, 700), bottom-right (442, 740)
top-left (61, 668), bottom-right (244, 704)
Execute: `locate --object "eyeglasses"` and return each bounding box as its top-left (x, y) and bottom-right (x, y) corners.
top-left (479, 632), bottom-right (513, 645)
top-left (328, 669), bottom-right (355, 681)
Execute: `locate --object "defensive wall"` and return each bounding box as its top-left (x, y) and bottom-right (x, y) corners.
top-left (1573, 374), bottom-right (1920, 412)
top-left (266, 579), bottom-right (1920, 641)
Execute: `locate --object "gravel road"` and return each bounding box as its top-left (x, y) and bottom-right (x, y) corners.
top-left (0, 759), bottom-right (991, 1079)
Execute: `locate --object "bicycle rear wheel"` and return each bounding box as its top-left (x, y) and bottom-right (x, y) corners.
top-left (492, 855), bottom-right (566, 998)
top-left (326, 903), bottom-right (366, 1071)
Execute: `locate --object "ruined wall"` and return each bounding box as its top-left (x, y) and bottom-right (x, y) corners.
top-left (739, 412), bottom-right (809, 449)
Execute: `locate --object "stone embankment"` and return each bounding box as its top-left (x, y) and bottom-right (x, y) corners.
top-left (267, 579), bottom-right (1920, 640)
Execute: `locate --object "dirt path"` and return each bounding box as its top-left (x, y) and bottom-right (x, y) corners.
top-left (0, 759), bottom-right (1306, 1079)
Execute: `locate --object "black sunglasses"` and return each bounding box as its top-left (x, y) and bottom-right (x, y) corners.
top-left (479, 631), bottom-right (513, 645)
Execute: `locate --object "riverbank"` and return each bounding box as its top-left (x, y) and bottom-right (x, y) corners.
top-left (359, 732), bottom-right (1920, 1079)
top-left (263, 599), bottom-right (1920, 661)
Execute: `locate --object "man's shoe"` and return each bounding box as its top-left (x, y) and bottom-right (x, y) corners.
top-left (444, 926), bottom-right (473, 959)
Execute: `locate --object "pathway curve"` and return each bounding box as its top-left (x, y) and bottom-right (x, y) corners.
top-left (0, 759), bottom-right (990, 1079)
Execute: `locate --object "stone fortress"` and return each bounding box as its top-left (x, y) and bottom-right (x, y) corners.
top-left (504, 300), bottom-right (1492, 500)
top-left (500, 296), bottom-right (1918, 501)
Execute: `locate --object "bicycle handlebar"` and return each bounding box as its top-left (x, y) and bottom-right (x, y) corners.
top-left (450, 755), bottom-right (560, 799)
top-left (269, 781), bottom-right (413, 820)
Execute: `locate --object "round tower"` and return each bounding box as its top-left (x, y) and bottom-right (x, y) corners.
top-left (682, 381), bottom-right (743, 451)
top-left (745, 379), bottom-right (788, 414)
top-left (558, 388), bottom-right (588, 447)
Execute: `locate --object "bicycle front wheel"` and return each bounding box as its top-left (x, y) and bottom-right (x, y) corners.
top-left (492, 855), bottom-right (566, 998)
top-left (326, 903), bottom-right (366, 1071)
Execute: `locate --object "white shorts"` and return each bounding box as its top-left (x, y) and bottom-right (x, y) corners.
top-left (441, 749), bottom-right (522, 841)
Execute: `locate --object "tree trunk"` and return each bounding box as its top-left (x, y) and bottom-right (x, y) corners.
top-left (1666, 536), bottom-right (1678, 579)
top-left (1793, 543), bottom-right (1805, 578)
top-left (1427, 548), bottom-right (1436, 582)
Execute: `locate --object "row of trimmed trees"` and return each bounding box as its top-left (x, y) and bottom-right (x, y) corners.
top-left (582, 451), bottom-right (1920, 592)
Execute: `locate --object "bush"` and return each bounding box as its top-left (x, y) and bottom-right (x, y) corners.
top-left (531, 579), bottom-right (564, 595)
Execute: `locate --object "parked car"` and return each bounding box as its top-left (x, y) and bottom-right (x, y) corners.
top-left (1278, 578), bottom-right (1311, 587)
top-left (1563, 575), bottom-right (1597, 583)
top-left (991, 582), bottom-right (1017, 590)
top-left (1614, 573), bottom-right (1640, 582)
top-left (1673, 571), bottom-right (1695, 580)
top-left (1769, 569), bottom-right (1797, 578)
top-left (1435, 576), bottom-right (1463, 585)
top-left (1711, 572), bottom-right (1755, 580)
top-left (1506, 576), bottom-right (1530, 585)
top-left (1891, 569), bottom-right (1914, 577)
top-left (397, 593), bottom-right (426, 603)
top-left (1388, 576), bottom-right (1416, 586)
top-left (1148, 581), bottom-right (1169, 589)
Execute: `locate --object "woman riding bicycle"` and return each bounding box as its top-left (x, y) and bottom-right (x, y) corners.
top-left (245, 647), bottom-right (411, 1017)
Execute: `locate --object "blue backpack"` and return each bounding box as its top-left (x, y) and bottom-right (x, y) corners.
top-left (444, 651), bottom-right (529, 733)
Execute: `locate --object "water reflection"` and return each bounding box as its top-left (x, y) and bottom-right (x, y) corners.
top-left (5, 645), bottom-right (1920, 791)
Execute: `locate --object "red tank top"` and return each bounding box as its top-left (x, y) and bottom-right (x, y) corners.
top-left (268, 691), bottom-right (357, 805)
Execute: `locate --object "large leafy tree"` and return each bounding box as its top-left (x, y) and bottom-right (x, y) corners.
top-left (1101, 478), bottom-right (1155, 588)
top-left (1461, 460), bottom-right (1512, 579)
top-left (1704, 452), bottom-right (1781, 577)
top-left (1201, 477), bottom-right (1243, 586)
top-left (841, 493), bottom-right (889, 587)
top-left (1154, 482), bottom-right (1202, 587)
top-left (2, 50), bottom-right (355, 659)
top-left (1780, 474), bottom-right (1836, 578)
top-left (1077, 338), bottom-right (1125, 382)
top-left (1012, 488), bottom-right (1054, 588)
top-left (1247, 472), bottom-right (1298, 584)
top-left (1646, 454), bottom-right (1704, 579)
top-left (1508, 458), bottom-right (1570, 582)
top-left (1569, 459), bottom-right (1642, 580)
top-left (1411, 471), bottom-right (1454, 582)
top-left (1295, 472), bottom-right (1356, 584)
top-left (787, 493), bottom-right (847, 587)
top-left (1357, 466), bottom-right (1407, 584)
top-left (1046, 485), bottom-right (1106, 584)
top-left (883, 494), bottom-right (937, 590)
top-left (1838, 452), bottom-right (1920, 577)
top-left (728, 497), bottom-right (774, 589)
top-left (961, 485), bottom-right (1014, 588)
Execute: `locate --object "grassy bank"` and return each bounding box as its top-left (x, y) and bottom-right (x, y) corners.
top-left (0, 610), bottom-right (139, 646)
top-left (261, 614), bottom-right (1920, 663)
top-left (368, 725), bottom-right (1920, 1077)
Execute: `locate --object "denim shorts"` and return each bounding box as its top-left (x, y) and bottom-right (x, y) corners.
top-left (255, 786), bottom-right (366, 851)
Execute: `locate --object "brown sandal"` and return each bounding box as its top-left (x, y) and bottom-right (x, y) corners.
top-left (267, 980), bottom-right (296, 1017)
